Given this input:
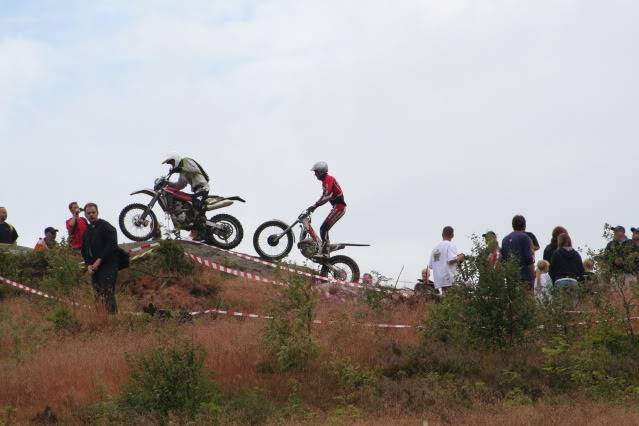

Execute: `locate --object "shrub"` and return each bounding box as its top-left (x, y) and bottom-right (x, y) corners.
top-left (218, 389), bottom-right (276, 425)
top-left (329, 359), bottom-right (378, 405)
top-left (40, 248), bottom-right (84, 295)
top-left (425, 237), bottom-right (536, 348)
top-left (154, 240), bottom-right (194, 276)
top-left (542, 327), bottom-right (639, 399)
top-left (46, 306), bottom-right (81, 333)
top-left (263, 275), bottom-right (318, 371)
top-left (120, 340), bottom-right (220, 419)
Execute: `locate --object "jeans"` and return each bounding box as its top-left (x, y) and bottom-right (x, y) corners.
top-left (92, 262), bottom-right (118, 314)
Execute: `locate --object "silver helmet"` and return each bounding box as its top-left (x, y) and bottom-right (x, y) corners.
top-left (310, 161), bottom-right (328, 174)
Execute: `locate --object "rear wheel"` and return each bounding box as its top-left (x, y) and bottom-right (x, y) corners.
top-left (253, 220), bottom-right (294, 260)
top-left (119, 203), bottom-right (159, 242)
top-left (320, 255), bottom-right (360, 283)
top-left (206, 213), bottom-right (243, 250)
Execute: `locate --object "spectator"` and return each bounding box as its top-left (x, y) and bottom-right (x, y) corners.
top-left (549, 233), bottom-right (585, 283)
top-left (543, 226), bottom-right (568, 263)
top-left (414, 268), bottom-right (435, 293)
top-left (81, 203), bottom-right (119, 314)
top-left (535, 260), bottom-right (552, 300)
top-left (66, 201), bottom-right (88, 251)
top-left (482, 231), bottom-right (501, 264)
top-left (34, 227), bottom-right (59, 250)
top-left (362, 273), bottom-right (373, 287)
top-left (501, 215), bottom-right (535, 288)
top-left (582, 258), bottom-right (596, 283)
top-left (605, 225), bottom-right (628, 271)
top-left (0, 207), bottom-right (18, 245)
top-left (428, 226), bottom-right (465, 294)
top-left (623, 227), bottom-right (639, 275)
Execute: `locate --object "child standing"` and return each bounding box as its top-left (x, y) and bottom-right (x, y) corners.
top-left (535, 260), bottom-right (552, 300)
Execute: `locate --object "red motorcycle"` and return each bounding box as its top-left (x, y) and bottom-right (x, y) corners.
top-left (119, 174), bottom-right (245, 249)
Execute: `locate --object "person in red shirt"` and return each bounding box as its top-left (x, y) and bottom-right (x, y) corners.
top-left (66, 201), bottom-right (88, 250)
top-left (308, 161), bottom-right (346, 256)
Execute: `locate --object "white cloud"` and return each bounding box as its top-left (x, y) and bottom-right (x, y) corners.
top-left (2, 0), bottom-right (639, 284)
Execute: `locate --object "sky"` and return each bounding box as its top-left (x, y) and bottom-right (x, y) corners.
top-left (1, 0), bottom-right (638, 285)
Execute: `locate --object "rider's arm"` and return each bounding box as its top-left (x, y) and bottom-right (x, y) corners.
top-left (166, 174), bottom-right (188, 190)
top-left (313, 177), bottom-right (334, 208)
top-left (314, 194), bottom-right (332, 208)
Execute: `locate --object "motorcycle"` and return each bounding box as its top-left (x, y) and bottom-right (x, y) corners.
top-left (252, 207), bottom-right (369, 283)
top-left (119, 174), bottom-right (245, 249)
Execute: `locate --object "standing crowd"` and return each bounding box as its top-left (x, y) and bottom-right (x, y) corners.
top-left (426, 215), bottom-right (639, 298)
top-left (0, 203), bottom-right (121, 314)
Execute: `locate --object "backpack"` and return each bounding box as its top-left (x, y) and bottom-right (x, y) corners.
top-left (117, 247), bottom-right (130, 270)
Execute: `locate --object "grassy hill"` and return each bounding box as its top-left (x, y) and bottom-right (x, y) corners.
top-left (1, 241), bottom-right (639, 425)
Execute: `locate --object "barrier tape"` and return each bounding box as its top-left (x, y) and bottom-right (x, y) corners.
top-left (183, 244), bottom-right (395, 293)
top-left (185, 252), bottom-right (287, 288)
top-left (0, 275), bottom-right (87, 307)
top-left (2, 272), bottom-right (639, 331)
top-left (188, 306), bottom-right (419, 329)
top-left (183, 240), bottom-right (386, 289)
top-left (1, 245), bottom-right (157, 308)
top-left (79, 242), bottom-right (160, 266)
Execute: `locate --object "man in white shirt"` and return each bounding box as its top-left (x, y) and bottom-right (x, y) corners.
top-left (428, 226), bottom-right (465, 293)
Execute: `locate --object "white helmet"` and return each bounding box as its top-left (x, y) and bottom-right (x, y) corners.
top-left (310, 161), bottom-right (328, 174)
top-left (162, 153), bottom-right (182, 168)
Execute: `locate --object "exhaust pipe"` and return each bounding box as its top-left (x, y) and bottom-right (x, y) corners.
top-left (207, 200), bottom-right (233, 210)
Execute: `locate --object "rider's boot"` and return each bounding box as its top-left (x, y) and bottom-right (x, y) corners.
top-left (191, 209), bottom-right (207, 242)
top-left (318, 240), bottom-right (330, 258)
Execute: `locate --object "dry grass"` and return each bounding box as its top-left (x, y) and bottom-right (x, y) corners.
top-left (2, 262), bottom-right (639, 424)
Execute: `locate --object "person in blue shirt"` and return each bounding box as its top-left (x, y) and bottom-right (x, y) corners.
top-left (501, 215), bottom-right (535, 288)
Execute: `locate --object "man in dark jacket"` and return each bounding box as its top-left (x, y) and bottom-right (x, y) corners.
top-left (81, 203), bottom-right (119, 314)
top-left (501, 215), bottom-right (535, 288)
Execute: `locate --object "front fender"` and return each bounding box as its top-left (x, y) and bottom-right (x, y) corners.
top-left (130, 189), bottom-right (156, 197)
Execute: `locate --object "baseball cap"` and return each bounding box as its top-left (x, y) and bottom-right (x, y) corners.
top-left (611, 225), bottom-right (626, 232)
top-left (631, 227), bottom-right (639, 233)
top-left (44, 227), bottom-right (59, 234)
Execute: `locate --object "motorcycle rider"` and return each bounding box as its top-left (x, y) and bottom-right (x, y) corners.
top-left (308, 161), bottom-right (346, 257)
top-left (162, 154), bottom-right (210, 240)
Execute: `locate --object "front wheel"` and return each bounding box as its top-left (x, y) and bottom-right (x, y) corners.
top-left (253, 220), bottom-right (294, 260)
top-left (206, 213), bottom-right (243, 250)
top-left (320, 255), bottom-right (360, 283)
top-left (119, 203), bottom-right (159, 242)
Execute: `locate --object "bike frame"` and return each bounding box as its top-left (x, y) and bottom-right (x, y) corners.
top-left (274, 211), bottom-right (318, 244)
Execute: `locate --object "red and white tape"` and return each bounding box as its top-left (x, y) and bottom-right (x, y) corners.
top-left (183, 240), bottom-right (377, 288)
top-left (183, 243), bottom-right (392, 293)
top-left (128, 242), bottom-right (160, 254)
top-left (185, 252), bottom-right (287, 287)
top-left (0, 275), bottom-right (87, 307)
top-left (189, 306), bottom-right (419, 329)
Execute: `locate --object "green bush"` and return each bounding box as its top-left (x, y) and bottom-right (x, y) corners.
top-left (219, 389), bottom-right (276, 425)
top-left (425, 238), bottom-right (536, 348)
top-left (542, 328), bottom-right (639, 399)
top-left (329, 359), bottom-right (378, 405)
top-left (263, 275), bottom-right (318, 371)
top-left (46, 307), bottom-right (80, 333)
top-left (120, 340), bottom-right (220, 419)
top-left (154, 240), bottom-right (194, 276)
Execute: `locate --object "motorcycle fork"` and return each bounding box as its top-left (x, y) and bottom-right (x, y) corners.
top-left (139, 193), bottom-right (160, 221)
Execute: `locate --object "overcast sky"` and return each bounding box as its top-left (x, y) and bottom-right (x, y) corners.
top-left (1, 0), bottom-right (638, 285)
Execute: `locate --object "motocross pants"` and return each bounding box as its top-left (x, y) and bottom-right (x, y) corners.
top-left (320, 204), bottom-right (346, 251)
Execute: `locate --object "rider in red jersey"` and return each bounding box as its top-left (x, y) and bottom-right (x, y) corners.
top-left (308, 161), bottom-right (346, 256)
